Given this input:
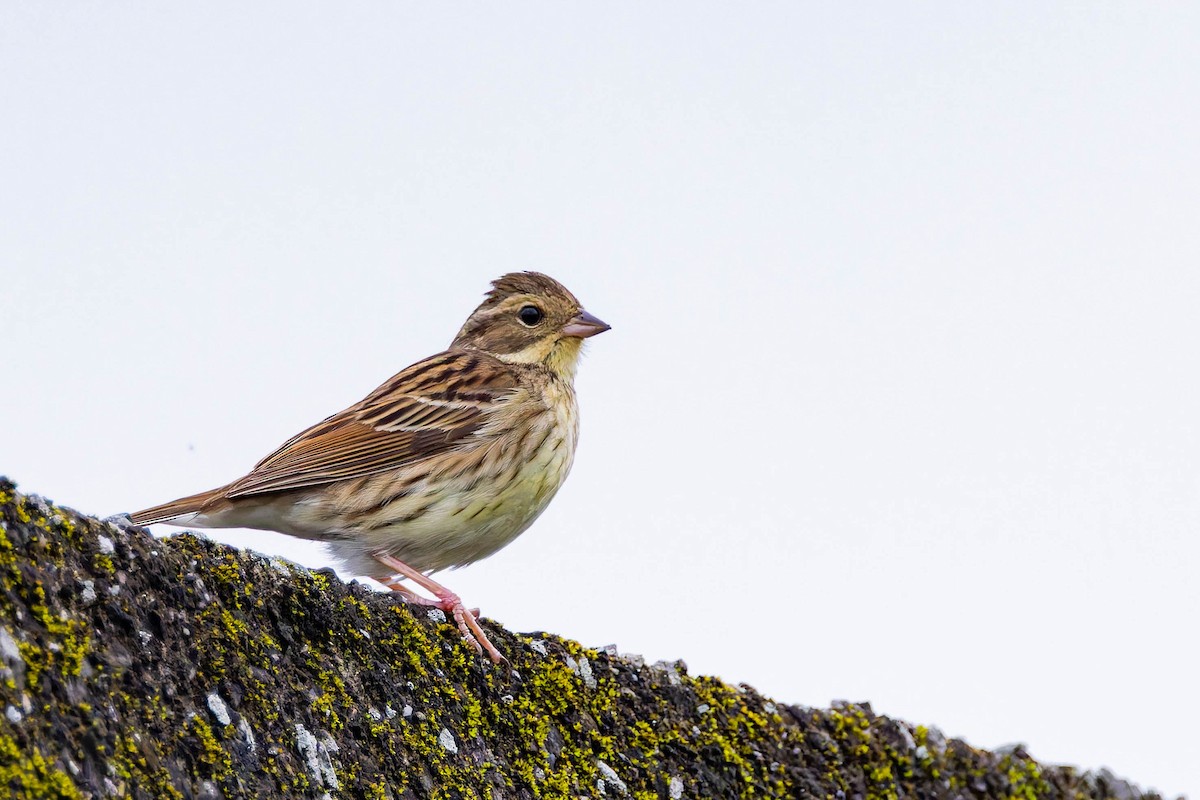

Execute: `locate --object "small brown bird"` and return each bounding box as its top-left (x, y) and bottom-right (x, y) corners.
top-left (131, 272), bottom-right (609, 662)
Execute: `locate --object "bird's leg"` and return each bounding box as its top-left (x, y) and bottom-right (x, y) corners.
top-left (383, 580), bottom-right (441, 607)
top-left (373, 551), bottom-right (505, 664)
top-left (377, 565), bottom-right (481, 617)
top-left (386, 580), bottom-right (482, 619)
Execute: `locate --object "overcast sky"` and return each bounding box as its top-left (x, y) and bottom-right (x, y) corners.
top-left (2, 4), bottom-right (1197, 797)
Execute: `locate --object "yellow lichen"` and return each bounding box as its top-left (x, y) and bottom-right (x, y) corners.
top-left (0, 736), bottom-right (82, 800)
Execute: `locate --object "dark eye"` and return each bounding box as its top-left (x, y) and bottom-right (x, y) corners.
top-left (517, 305), bottom-right (544, 326)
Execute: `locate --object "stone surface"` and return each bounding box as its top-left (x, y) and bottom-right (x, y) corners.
top-left (0, 478), bottom-right (1171, 799)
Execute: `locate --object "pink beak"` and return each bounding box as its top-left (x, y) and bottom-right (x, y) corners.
top-left (561, 310), bottom-right (611, 338)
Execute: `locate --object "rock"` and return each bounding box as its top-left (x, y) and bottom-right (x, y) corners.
top-left (0, 478), bottom-right (1172, 799)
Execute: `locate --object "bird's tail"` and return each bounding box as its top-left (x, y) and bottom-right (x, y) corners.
top-left (129, 486), bottom-right (232, 526)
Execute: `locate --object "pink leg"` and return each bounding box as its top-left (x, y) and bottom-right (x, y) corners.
top-left (385, 581), bottom-right (440, 607)
top-left (374, 552), bottom-right (506, 664)
top-left (387, 582), bottom-right (482, 618)
top-left (385, 576), bottom-right (482, 617)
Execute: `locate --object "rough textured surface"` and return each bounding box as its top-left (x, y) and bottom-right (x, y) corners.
top-left (0, 478), bottom-right (1169, 800)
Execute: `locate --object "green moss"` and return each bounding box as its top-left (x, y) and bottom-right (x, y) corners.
top-left (10, 585), bottom-right (91, 687)
top-left (312, 669), bottom-right (352, 732)
top-left (109, 733), bottom-right (184, 800)
top-left (1003, 753), bottom-right (1051, 800)
top-left (0, 522), bottom-right (16, 570)
top-left (0, 735), bottom-right (83, 800)
top-left (677, 676), bottom-right (794, 797)
top-left (181, 714), bottom-right (233, 783)
top-left (309, 570), bottom-right (332, 592)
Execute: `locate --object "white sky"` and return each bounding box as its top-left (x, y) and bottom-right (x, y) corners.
top-left (3, 4), bottom-right (1198, 796)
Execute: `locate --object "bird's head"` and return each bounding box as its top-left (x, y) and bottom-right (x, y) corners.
top-left (452, 272), bottom-right (609, 378)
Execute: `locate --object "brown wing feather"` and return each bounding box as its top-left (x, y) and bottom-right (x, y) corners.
top-left (224, 350), bottom-right (518, 498)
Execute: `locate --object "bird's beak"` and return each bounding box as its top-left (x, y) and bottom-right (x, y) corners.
top-left (561, 309), bottom-right (611, 338)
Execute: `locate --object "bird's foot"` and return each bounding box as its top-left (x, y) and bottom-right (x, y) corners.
top-left (434, 590), bottom-right (505, 664)
top-left (385, 582), bottom-right (480, 618)
top-left (386, 582), bottom-right (440, 607)
top-left (374, 552), bottom-right (504, 663)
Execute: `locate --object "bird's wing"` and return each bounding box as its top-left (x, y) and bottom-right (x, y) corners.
top-left (225, 350), bottom-right (519, 498)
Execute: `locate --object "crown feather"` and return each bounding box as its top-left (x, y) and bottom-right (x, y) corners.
top-left (483, 272), bottom-right (579, 307)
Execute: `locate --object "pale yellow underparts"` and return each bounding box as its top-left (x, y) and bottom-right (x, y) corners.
top-left (190, 345), bottom-right (583, 581)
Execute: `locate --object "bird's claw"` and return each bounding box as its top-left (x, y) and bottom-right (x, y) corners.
top-left (374, 552), bottom-right (506, 664)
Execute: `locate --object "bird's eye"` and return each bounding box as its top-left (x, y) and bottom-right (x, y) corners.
top-left (517, 305), bottom-right (544, 326)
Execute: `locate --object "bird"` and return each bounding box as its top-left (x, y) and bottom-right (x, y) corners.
top-left (130, 272), bottom-right (609, 662)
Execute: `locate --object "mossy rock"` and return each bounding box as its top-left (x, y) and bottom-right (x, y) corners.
top-left (0, 478), bottom-right (1166, 800)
